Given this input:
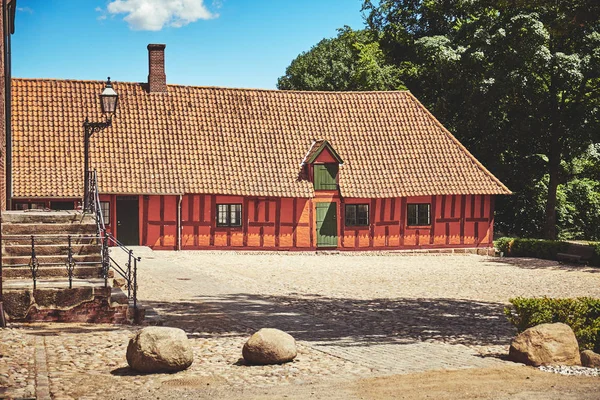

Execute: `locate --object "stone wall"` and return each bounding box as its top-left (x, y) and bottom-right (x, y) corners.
top-left (3, 286), bottom-right (130, 324)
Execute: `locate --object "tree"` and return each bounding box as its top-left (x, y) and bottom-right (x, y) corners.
top-left (363, 0), bottom-right (600, 239)
top-left (277, 27), bottom-right (405, 91)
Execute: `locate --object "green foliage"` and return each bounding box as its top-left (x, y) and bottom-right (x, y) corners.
top-left (362, 0), bottom-right (600, 240)
top-left (509, 238), bottom-right (570, 260)
top-left (277, 27), bottom-right (405, 91)
top-left (494, 237), bottom-right (569, 260)
top-left (591, 242), bottom-right (600, 266)
top-left (558, 178), bottom-right (600, 240)
top-left (494, 237), bottom-right (513, 254)
top-left (504, 297), bottom-right (600, 352)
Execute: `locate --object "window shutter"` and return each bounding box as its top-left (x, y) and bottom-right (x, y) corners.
top-left (314, 164), bottom-right (338, 190)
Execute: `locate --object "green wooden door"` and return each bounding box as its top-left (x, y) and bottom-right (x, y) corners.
top-left (316, 202), bottom-right (337, 248)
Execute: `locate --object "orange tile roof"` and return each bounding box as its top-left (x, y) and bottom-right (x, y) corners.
top-left (11, 78), bottom-right (511, 199)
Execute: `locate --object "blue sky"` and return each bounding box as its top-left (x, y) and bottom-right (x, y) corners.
top-left (12, 0), bottom-right (366, 89)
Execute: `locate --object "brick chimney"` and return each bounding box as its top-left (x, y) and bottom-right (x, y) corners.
top-left (147, 44), bottom-right (167, 93)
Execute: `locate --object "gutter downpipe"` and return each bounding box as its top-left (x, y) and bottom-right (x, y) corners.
top-left (177, 194), bottom-right (182, 251)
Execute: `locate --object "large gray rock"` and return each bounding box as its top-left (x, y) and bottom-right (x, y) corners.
top-left (126, 327), bottom-right (193, 373)
top-left (508, 323), bottom-right (581, 366)
top-left (242, 328), bottom-right (297, 365)
top-left (581, 350), bottom-right (600, 368)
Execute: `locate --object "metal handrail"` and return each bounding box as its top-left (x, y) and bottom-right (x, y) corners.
top-left (87, 170), bottom-right (141, 322)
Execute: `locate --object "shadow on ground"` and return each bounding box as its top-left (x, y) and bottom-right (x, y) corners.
top-left (488, 257), bottom-right (600, 273)
top-left (143, 294), bottom-right (515, 347)
top-left (17, 324), bottom-right (131, 336)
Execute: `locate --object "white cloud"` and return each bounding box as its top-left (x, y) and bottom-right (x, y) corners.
top-left (106, 0), bottom-right (217, 31)
top-left (17, 7), bottom-right (34, 14)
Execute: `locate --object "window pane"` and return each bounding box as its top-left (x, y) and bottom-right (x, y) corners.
top-left (217, 204), bottom-right (242, 227)
top-left (357, 204), bottom-right (369, 225)
top-left (100, 201), bottom-right (111, 225)
top-left (217, 205), bottom-right (228, 226)
top-left (345, 205), bottom-right (356, 225)
top-left (233, 204), bottom-right (242, 226)
top-left (407, 204), bottom-right (417, 225)
top-left (418, 204), bottom-right (430, 225)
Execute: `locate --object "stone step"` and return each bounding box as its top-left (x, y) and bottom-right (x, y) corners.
top-left (2, 223), bottom-right (97, 235)
top-left (1, 235), bottom-right (97, 246)
top-left (2, 254), bottom-right (102, 266)
top-left (2, 211), bottom-right (95, 224)
top-left (2, 266), bottom-right (104, 279)
top-left (2, 244), bottom-right (101, 257)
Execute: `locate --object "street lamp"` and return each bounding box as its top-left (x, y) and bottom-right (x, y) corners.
top-left (83, 77), bottom-right (118, 212)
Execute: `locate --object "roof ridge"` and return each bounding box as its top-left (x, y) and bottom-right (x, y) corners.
top-left (404, 91), bottom-right (512, 194)
top-left (12, 77), bottom-right (411, 95)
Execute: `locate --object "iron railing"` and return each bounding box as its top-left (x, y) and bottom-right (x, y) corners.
top-left (88, 170), bottom-right (141, 320)
top-left (0, 172), bottom-right (142, 323)
top-left (2, 233), bottom-right (109, 289)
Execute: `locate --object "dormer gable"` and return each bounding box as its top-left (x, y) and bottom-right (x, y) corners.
top-left (301, 140), bottom-right (344, 166)
top-left (300, 140), bottom-right (344, 191)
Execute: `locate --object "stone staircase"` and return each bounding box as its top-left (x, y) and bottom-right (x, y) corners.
top-left (2, 211), bottom-right (103, 280)
top-left (1, 210), bottom-right (132, 324)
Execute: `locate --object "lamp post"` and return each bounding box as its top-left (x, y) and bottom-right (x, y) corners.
top-left (83, 77), bottom-right (118, 212)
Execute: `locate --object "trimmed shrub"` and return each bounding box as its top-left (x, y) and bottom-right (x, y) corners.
top-left (493, 237), bottom-right (569, 260)
top-left (495, 237), bottom-right (513, 255)
top-left (505, 297), bottom-right (600, 352)
top-left (494, 237), bottom-right (600, 266)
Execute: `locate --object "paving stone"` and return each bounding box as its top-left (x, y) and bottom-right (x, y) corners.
top-left (3, 252), bottom-right (600, 398)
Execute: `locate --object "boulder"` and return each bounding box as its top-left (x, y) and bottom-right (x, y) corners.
top-left (581, 350), bottom-right (600, 368)
top-left (126, 327), bottom-right (193, 373)
top-left (242, 328), bottom-right (297, 365)
top-left (508, 323), bottom-right (581, 366)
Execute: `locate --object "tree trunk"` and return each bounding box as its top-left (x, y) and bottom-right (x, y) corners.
top-left (543, 138), bottom-right (560, 240)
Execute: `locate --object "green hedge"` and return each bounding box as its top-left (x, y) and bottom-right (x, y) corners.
top-left (495, 237), bottom-right (600, 266)
top-left (505, 297), bottom-right (600, 352)
top-left (494, 237), bottom-right (569, 260)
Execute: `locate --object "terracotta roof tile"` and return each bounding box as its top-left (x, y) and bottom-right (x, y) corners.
top-left (11, 79), bottom-right (510, 198)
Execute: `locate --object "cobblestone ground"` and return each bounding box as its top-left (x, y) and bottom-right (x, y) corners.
top-left (2, 251), bottom-right (600, 399)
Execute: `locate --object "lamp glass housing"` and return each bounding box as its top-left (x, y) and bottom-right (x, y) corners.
top-left (100, 77), bottom-right (118, 116)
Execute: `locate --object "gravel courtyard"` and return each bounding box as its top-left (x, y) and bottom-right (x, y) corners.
top-left (3, 251), bottom-right (600, 399)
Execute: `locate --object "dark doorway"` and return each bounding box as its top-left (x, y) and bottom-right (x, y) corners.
top-left (50, 201), bottom-right (75, 210)
top-left (116, 196), bottom-right (139, 246)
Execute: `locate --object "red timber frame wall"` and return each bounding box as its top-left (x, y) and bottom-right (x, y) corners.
top-left (137, 193), bottom-right (495, 251)
top-left (11, 193), bottom-right (495, 250)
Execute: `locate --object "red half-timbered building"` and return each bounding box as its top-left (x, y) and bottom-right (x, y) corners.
top-left (10, 44), bottom-right (510, 250)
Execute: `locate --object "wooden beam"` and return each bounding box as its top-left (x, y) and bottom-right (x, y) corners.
top-left (142, 196), bottom-right (149, 245)
top-left (430, 195), bottom-right (436, 245)
top-left (369, 198), bottom-right (376, 248)
top-left (159, 196), bottom-right (165, 247)
top-left (460, 195), bottom-right (466, 244)
top-left (275, 198), bottom-right (281, 247)
top-left (243, 197), bottom-right (249, 247)
top-left (292, 198), bottom-right (297, 248)
top-left (441, 195), bottom-right (446, 218)
top-left (210, 195), bottom-right (215, 246)
top-left (400, 197), bottom-right (406, 247)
